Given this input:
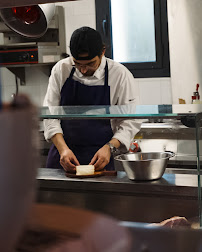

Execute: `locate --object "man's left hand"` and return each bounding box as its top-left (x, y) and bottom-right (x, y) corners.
top-left (89, 145), bottom-right (111, 171)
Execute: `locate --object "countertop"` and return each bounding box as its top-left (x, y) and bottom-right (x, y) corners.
top-left (37, 168), bottom-right (199, 198)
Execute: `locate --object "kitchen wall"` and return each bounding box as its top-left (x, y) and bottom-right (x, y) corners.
top-left (2, 0), bottom-right (199, 106)
top-left (167, 0), bottom-right (202, 104)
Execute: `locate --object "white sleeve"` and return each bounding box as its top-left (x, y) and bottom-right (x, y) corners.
top-left (111, 68), bottom-right (141, 152)
top-left (43, 64), bottom-right (63, 142)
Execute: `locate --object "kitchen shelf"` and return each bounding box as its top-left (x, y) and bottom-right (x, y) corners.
top-left (0, 63), bottom-right (55, 85)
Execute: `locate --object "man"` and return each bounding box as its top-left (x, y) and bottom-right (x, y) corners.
top-left (43, 26), bottom-right (140, 172)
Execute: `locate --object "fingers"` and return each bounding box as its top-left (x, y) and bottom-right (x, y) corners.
top-left (89, 154), bottom-right (104, 170)
top-left (94, 157), bottom-right (110, 171)
top-left (60, 159), bottom-right (76, 172)
top-left (89, 154), bottom-right (97, 165)
top-left (72, 156), bottom-right (80, 166)
top-left (60, 152), bottom-right (80, 173)
top-left (90, 147), bottom-right (111, 171)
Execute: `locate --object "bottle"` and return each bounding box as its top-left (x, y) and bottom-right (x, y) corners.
top-left (192, 83), bottom-right (200, 104)
top-left (129, 140), bottom-right (140, 153)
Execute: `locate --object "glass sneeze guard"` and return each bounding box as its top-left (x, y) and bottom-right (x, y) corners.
top-left (39, 104), bottom-right (202, 119)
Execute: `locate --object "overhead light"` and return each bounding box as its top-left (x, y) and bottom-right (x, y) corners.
top-left (0, 3), bottom-right (55, 38)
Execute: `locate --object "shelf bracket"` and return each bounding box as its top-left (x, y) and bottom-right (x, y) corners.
top-left (7, 67), bottom-right (25, 85)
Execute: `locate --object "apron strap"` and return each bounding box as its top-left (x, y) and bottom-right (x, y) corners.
top-left (69, 67), bottom-right (76, 80)
top-left (104, 60), bottom-right (110, 113)
top-left (104, 61), bottom-right (109, 87)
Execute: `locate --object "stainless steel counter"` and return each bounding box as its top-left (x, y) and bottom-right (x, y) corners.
top-left (37, 168), bottom-right (200, 223)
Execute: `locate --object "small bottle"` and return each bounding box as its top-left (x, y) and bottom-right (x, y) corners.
top-left (129, 140), bottom-right (140, 153)
top-left (192, 83), bottom-right (200, 104)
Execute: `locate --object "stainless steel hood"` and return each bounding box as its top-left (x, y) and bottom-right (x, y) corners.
top-left (0, 3), bottom-right (55, 38)
top-left (0, 0), bottom-right (78, 9)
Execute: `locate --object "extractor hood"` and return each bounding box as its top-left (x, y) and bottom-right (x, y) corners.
top-left (0, 3), bottom-right (56, 38)
top-left (0, 0), bottom-right (78, 9)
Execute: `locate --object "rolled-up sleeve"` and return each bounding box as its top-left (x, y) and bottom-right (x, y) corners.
top-left (111, 67), bottom-right (141, 151)
top-left (43, 64), bottom-right (63, 142)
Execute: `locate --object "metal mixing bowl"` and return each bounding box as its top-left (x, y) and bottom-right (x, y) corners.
top-left (114, 152), bottom-right (175, 181)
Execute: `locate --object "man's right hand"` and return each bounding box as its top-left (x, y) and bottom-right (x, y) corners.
top-left (51, 133), bottom-right (80, 173)
top-left (60, 148), bottom-right (80, 173)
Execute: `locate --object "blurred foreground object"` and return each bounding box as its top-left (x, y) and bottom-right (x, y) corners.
top-left (16, 204), bottom-right (132, 252)
top-left (0, 94), bottom-right (39, 252)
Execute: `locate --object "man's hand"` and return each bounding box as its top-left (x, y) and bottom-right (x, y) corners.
top-left (89, 145), bottom-right (111, 171)
top-left (51, 133), bottom-right (80, 172)
top-left (60, 148), bottom-right (80, 173)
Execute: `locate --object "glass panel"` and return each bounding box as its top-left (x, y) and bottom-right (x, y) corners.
top-left (111, 0), bottom-right (156, 63)
top-left (39, 104), bottom-right (202, 119)
top-left (196, 113), bottom-right (202, 227)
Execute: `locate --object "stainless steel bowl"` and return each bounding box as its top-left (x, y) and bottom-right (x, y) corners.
top-left (114, 152), bottom-right (175, 181)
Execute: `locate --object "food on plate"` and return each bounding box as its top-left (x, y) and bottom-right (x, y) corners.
top-left (76, 165), bottom-right (95, 176)
top-left (149, 216), bottom-right (191, 228)
top-left (159, 216), bottom-right (191, 228)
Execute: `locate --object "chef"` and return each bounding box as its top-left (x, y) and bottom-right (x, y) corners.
top-left (43, 26), bottom-right (141, 172)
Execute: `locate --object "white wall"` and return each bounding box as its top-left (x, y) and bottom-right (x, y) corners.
top-left (167, 0), bottom-right (202, 104)
top-left (0, 0), bottom-right (173, 106)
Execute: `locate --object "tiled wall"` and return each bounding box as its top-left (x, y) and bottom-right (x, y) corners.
top-left (167, 0), bottom-right (202, 104)
top-left (58, 0), bottom-right (96, 55)
top-left (1, 65), bottom-right (50, 106)
top-left (137, 78), bottom-right (172, 105)
top-left (0, 0), bottom-right (172, 106)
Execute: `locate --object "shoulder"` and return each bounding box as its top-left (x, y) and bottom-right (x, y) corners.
top-left (106, 58), bottom-right (134, 83)
top-left (50, 57), bottom-right (73, 84)
top-left (52, 57), bottom-right (73, 72)
top-left (107, 58), bottom-right (133, 77)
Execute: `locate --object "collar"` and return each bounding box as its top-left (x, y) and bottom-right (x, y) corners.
top-left (74, 56), bottom-right (106, 80)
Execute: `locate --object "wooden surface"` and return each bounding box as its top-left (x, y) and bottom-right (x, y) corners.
top-left (65, 170), bottom-right (117, 178)
top-left (0, 0), bottom-right (78, 9)
top-left (66, 171), bottom-right (104, 179)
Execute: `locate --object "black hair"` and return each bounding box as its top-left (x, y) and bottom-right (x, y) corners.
top-left (70, 26), bottom-right (104, 60)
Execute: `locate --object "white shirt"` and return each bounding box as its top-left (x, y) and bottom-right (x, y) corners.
top-left (43, 56), bottom-right (141, 151)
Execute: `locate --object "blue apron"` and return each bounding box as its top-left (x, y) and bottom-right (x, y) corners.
top-left (46, 61), bottom-right (115, 170)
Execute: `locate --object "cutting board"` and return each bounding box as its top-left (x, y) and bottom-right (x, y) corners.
top-left (65, 170), bottom-right (117, 178)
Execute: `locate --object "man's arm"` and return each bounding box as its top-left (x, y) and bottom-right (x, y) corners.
top-left (108, 138), bottom-right (121, 149)
top-left (43, 60), bottom-right (80, 172)
top-left (90, 65), bottom-right (141, 170)
top-left (51, 133), bottom-right (80, 172)
top-left (89, 138), bottom-right (121, 171)
top-left (111, 67), bottom-right (141, 152)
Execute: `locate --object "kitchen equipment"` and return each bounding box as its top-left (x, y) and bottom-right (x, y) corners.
top-left (0, 3), bottom-right (55, 38)
top-left (0, 6), bottom-right (66, 65)
top-left (192, 83), bottom-right (200, 104)
top-left (114, 151), bottom-right (175, 181)
top-left (0, 46), bottom-right (61, 65)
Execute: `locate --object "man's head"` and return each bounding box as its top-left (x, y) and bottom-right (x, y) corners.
top-left (70, 26), bottom-right (105, 76)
